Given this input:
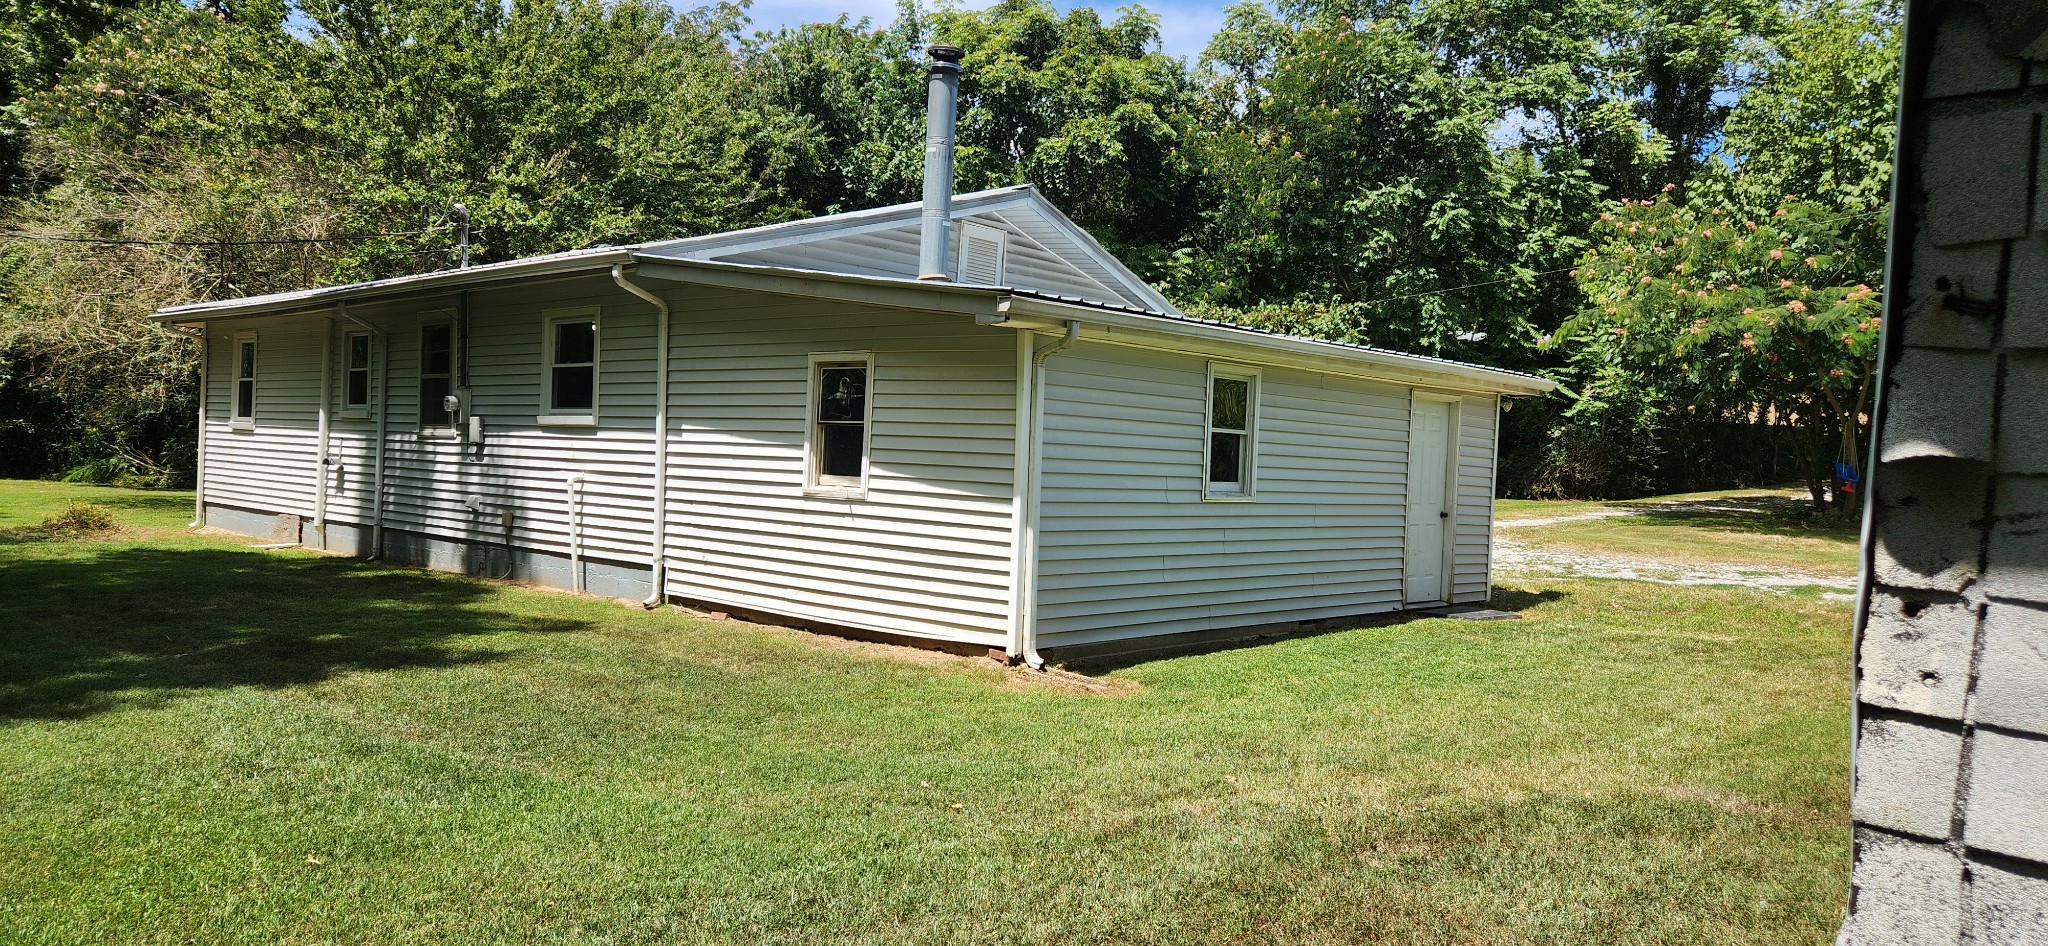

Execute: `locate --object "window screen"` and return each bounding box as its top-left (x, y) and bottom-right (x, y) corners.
top-left (233, 338), bottom-right (256, 421)
top-left (549, 319), bottom-right (597, 412)
top-left (420, 324), bottom-right (453, 427)
top-left (1208, 374), bottom-right (1252, 495)
top-left (815, 364), bottom-right (868, 483)
top-left (344, 333), bottom-right (371, 409)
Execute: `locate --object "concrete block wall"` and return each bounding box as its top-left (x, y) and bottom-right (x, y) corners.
top-left (1841, 2), bottom-right (2048, 943)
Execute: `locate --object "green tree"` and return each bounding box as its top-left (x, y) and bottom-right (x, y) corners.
top-left (1556, 193), bottom-right (1881, 508)
top-left (747, 0), bottom-right (1204, 255)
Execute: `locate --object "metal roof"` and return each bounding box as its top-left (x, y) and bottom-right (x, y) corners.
top-left (149, 207), bottom-right (1553, 395)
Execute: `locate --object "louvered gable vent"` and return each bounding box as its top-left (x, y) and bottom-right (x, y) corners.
top-left (957, 221), bottom-right (1008, 285)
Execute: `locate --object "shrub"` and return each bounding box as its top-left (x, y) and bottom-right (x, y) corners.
top-left (46, 502), bottom-right (117, 536)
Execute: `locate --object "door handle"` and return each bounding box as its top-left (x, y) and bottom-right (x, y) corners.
top-left (1439, 511), bottom-right (1449, 519)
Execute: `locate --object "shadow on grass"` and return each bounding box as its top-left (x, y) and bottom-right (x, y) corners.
top-left (1485, 587), bottom-right (1568, 612)
top-left (1611, 495), bottom-right (1859, 542)
top-left (88, 492), bottom-right (196, 514)
top-left (1067, 588), bottom-right (1570, 674)
top-left (0, 545), bottom-right (591, 722)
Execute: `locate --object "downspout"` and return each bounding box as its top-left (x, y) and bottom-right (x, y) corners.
top-left (368, 327), bottom-right (393, 559)
top-left (917, 45), bottom-right (964, 281)
top-left (331, 303), bottom-right (391, 559)
top-left (611, 264), bottom-right (672, 608)
top-left (313, 312), bottom-right (335, 549)
top-left (186, 324), bottom-right (207, 528)
top-left (1012, 319), bottom-right (1079, 671)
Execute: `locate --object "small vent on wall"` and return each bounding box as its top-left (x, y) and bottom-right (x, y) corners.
top-left (957, 221), bottom-right (1008, 285)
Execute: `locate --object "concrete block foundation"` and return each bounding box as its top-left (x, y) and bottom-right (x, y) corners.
top-left (203, 503), bottom-right (654, 602)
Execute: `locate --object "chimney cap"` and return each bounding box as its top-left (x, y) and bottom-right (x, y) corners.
top-left (929, 45), bottom-right (965, 64)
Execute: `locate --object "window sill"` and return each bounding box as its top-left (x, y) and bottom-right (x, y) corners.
top-left (1202, 490), bottom-right (1256, 502)
top-left (803, 484), bottom-right (868, 501)
top-left (228, 420), bottom-right (255, 432)
top-left (418, 428), bottom-right (461, 440)
top-left (536, 414), bottom-right (598, 427)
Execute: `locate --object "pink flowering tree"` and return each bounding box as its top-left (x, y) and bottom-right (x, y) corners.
top-left (1549, 191), bottom-right (1882, 509)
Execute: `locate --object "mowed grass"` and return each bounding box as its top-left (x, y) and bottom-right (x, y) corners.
top-left (1500, 490), bottom-right (1861, 578)
top-left (0, 480), bottom-right (1850, 945)
top-left (0, 479), bottom-right (194, 531)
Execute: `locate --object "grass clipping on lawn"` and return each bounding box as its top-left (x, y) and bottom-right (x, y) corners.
top-left (0, 481), bottom-right (1853, 946)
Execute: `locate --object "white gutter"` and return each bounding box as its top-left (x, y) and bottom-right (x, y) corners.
top-left (1011, 320), bottom-right (1079, 670)
top-left (152, 247), bottom-right (635, 324)
top-left (312, 313), bottom-right (335, 548)
top-left (611, 264), bottom-right (672, 608)
top-left (1000, 297), bottom-right (1555, 397)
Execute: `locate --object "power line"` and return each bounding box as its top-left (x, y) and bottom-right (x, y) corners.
top-left (1349, 207), bottom-right (1888, 310)
top-left (0, 227), bottom-right (444, 248)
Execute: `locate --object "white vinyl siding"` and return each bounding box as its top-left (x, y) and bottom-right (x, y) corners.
top-left (1034, 342), bottom-right (1418, 649)
top-left (193, 273), bottom-right (1502, 654)
top-left (203, 321), bottom-right (318, 515)
top-left (653, 202), bottom-right (1158, 311)
top-left (664, 286), bottom-right (1018, 645)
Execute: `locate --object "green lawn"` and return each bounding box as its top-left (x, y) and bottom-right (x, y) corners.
top-left (0, 481), bottom-right (1850, 945)
top-left (1499, 490), bottom-right (1861, 578)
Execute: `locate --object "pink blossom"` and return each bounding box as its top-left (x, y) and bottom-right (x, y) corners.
top-left (1787, 299), bottom-right (1808, 313)
top-left (1769, 248), bottom-right (1784, 261)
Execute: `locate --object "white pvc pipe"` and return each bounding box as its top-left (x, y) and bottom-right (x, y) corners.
top-left (188, 324), bottom-right (208, 528)
top-left (565, 473), bottom-right (585, 593)
top-left (368, 328), bottom-right (393, 559)
top-left (611, 265), bottom-right (672, 608)
top-left (313, 313), bottom-right (335, 548)
top-left (1013, 320), bottom-right (1079, 670)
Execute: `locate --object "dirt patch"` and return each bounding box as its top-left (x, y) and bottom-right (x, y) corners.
top-left (1493, 493), bottom-right (1854, 592)
top-left (1004, 664), bottom-right (1141, 696)
top-left (1492, 532), bottom-right (1852, 591)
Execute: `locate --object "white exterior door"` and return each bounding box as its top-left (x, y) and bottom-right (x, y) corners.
top-left (1404, 398), bottom-right (1455, 605)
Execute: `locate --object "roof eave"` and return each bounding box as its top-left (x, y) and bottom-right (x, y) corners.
top-left (150, 248), bottom-right (637, 324)
top-left (1003, 295), bottom-right (1555, 396)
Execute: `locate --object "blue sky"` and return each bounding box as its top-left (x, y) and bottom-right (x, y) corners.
top-left (730, 0), bottom-right (1229, 61)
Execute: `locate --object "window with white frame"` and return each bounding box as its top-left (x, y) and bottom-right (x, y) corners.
top-left (419, 322), bottom-right (455, 429)
top-left (343, 331), bottom-right (371, 412)
top-left (1205, 365), bottom-right (1258, 498)
top-left (231, 333), bottom-right (257, 428)
top-left (540, 308), bottom-right (599, 423)
top-left (808, 353), bottom-right (872, 493)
